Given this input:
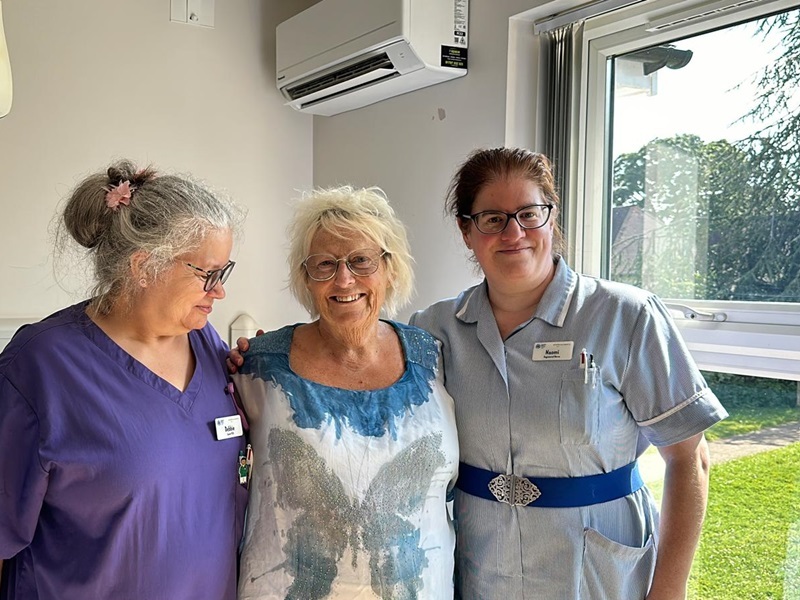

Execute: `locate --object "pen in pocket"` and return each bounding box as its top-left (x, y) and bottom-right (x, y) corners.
top-left (580, 348), bottom-right (589, 384)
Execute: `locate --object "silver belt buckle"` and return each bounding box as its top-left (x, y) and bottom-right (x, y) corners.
top-left (488, 473), bottom-right (541, 506)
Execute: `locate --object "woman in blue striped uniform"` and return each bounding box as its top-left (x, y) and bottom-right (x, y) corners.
top-left (409, 147), bottom-right (727, 600)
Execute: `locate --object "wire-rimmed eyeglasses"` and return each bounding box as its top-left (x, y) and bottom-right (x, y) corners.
top-left (461, 204), bottom-right (554, 235)
top-left (303, 248), bottom-right (387, 282)
top-left (185, 260), bottom-right (236, 291)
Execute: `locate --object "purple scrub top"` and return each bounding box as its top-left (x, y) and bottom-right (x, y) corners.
top-left (0, 302), bottom-right (247, 600)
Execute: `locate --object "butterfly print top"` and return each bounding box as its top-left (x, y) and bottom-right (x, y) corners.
top-left (234, 322), bottom-right (459, 600)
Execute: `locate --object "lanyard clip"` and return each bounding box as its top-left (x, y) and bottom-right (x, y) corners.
top-left (238, 444), bottom-right (253, 488)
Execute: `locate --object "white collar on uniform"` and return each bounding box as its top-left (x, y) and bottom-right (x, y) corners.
top-left (454, 256), bottom-right (578, 328)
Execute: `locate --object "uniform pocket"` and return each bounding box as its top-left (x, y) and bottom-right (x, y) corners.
top-left (579, 527), bottom-right (656, 600)
top-left (559, 368), bottom-right (601, 445)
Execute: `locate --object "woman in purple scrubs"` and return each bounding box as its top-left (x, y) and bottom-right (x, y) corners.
top-left (0, 160), bottom-right (247, 600)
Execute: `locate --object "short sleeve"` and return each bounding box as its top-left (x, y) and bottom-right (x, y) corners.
top-left (620, 296), bottom-right (728, 447)
top-left (0, 375), bottom-right (49, 558)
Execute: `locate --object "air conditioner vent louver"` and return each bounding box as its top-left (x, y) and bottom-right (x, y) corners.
top-left (286, 53), bottom-right (394, 100)
top-left (299, 71), bottom-right (400, 110)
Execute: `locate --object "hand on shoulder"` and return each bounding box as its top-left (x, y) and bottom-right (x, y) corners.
top-left (226, 329), bottom-right (263, 374)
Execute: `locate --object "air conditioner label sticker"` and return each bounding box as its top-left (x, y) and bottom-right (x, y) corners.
top-left (441, 46), bottom-right (468, 69)
top-left (453, 0), bottom-right (469, 46)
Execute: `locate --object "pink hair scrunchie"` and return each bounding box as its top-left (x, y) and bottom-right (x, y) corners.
top-left (104, 180), bottom-right (134, 210)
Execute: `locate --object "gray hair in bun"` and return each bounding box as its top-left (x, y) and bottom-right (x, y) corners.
top-left (57, 159), bottom-right (245, 314)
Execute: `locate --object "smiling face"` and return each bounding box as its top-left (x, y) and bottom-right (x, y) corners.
top-left (141, 228), bottom-right (233, 335)
top-left (461, 176), bottom-right (557, 296)
top-left (305, 227), bottom-right (389, 333)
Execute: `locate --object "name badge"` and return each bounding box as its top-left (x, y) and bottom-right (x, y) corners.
top-left (532, 341), bottom-right (574, 361)
top-left (215, 414), bottom-right (244, 440)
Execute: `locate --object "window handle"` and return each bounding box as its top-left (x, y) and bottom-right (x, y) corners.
top-left (665, 303), bottom-right (727, 322)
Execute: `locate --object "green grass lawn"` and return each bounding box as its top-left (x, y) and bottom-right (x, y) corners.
top-left (705, 406), bottom-right (800, 441)
top-left (640, 374), bottom-right (800, 597)
top-left (688, 443), bottom-right (800, 599)
top-left (702, 371), bottom-right (799, 441)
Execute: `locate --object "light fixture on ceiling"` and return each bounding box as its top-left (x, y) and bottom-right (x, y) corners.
top-left (0, 0), bottom-right (12, 118)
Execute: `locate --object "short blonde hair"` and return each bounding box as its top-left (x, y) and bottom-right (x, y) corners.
top-left (287, 186), bottom-right (414, 318)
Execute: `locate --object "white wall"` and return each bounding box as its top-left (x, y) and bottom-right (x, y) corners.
top-left (0, 0), bottom-right (585, 337)
top-left (312, 0), bottom-right (567, 320)
top-left (0, 0), bottom-right (317, 339)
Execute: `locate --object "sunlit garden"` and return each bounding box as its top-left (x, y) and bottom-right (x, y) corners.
top-left (648, 373), bottom-right (800, 599)
top-left (690, 444), bottom-right (800, 599)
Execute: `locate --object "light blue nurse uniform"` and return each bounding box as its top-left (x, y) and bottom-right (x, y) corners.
top-left (410, 256), bottom-right (728, 600)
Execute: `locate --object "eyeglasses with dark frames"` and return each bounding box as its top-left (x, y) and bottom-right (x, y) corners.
top-left (303, 249), bottom-right (388, 282)
top-left (461, 204), bottom-right (554, 235)
top-left (185, 260), bottom-right (236, 291)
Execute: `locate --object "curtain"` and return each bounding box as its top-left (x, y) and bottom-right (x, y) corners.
top-left (540, 22), bottom-right (583, 236)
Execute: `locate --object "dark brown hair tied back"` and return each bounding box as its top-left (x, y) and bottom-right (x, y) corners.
top-left (446, 147), bottom-right (559, 219)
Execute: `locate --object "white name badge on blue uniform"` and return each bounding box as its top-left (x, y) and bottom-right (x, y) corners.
top-left (215, 414), bottom-right (244, 440)
top-left (532, 341), bottom-right (574, 361)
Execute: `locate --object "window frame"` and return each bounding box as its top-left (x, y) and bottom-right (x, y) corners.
top-left (571, 0), bottom-right (800, 381)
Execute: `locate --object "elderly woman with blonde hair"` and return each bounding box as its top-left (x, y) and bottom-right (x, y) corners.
top-left (233, 186), bottom-right (459, 600)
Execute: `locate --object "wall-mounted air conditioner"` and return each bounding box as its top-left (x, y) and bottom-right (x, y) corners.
top-left (276, 0), bottom-right (469, 116)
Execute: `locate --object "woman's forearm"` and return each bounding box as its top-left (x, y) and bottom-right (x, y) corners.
top-left (646, 433), bottom-right (711, 600)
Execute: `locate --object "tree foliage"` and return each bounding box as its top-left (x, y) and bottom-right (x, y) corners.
top-left (739, 10), bottom-right (800, 189)
top-left (611, 12), bottom-right (800, 302)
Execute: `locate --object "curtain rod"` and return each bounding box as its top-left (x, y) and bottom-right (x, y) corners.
top-left (534, 0), bottom-right (646, 34)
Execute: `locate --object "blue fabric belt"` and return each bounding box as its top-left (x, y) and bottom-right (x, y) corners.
top-left (456, 461), bottom-right (644, 508)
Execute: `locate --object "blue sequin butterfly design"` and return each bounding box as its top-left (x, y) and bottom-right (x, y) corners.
top-left (260, 428), bottom-right (446, 600)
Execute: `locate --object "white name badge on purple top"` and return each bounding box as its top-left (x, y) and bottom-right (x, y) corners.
top-left (532, 341), bottom-right (574, 361)
top-left (215, 414), bottom-right (244, 440)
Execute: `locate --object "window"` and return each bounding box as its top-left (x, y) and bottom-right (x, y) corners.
top-left (572, 0), bottom-right (800, 382)
top-left (610, 13), bottom-right (800, 303)
top-left (557, 1), bottom-right (800, 595)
